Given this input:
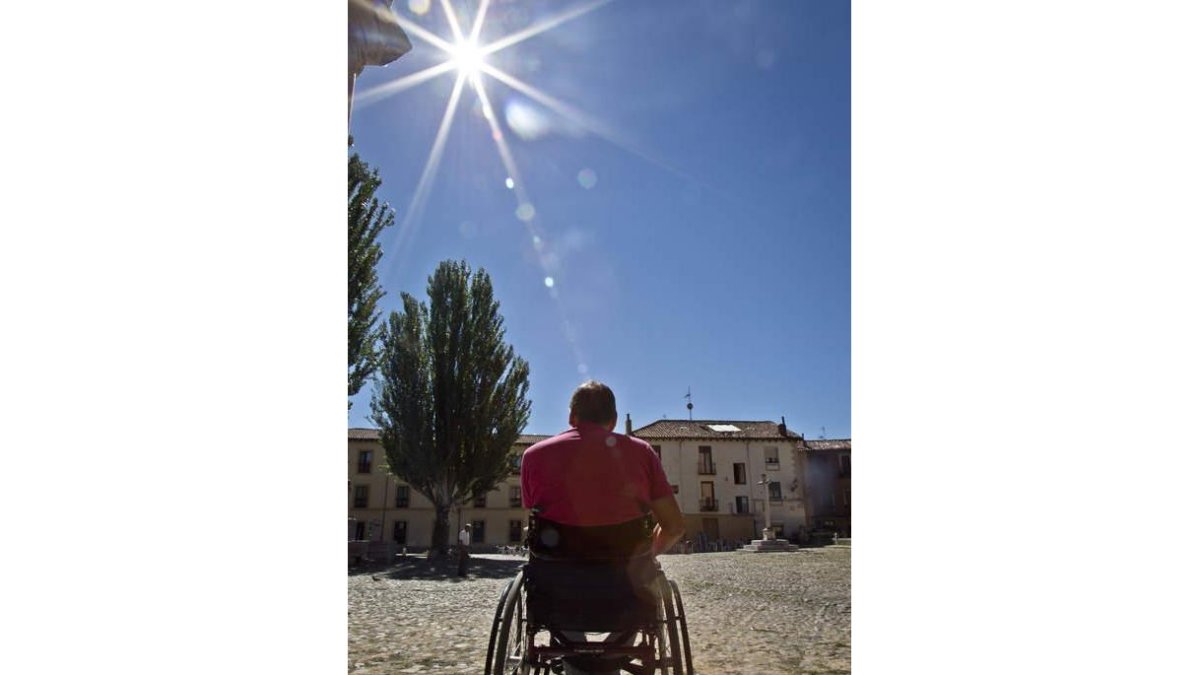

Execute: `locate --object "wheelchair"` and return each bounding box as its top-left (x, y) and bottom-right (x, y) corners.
top-left (485, 513), bottom-right (694, 674)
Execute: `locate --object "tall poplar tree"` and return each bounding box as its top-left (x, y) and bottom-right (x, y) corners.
top-left (348, 154), bottom-right (394, 404)
top-left (371, 260), bottom-right (532, 556)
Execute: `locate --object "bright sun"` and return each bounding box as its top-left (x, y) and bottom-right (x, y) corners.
top-left (449, 39), bottom-right (485, 77)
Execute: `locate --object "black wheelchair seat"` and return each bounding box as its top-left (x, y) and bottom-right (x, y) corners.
top-left (525, 514), bottom-right (659, 632)
top-left (524, 556), bottom-right (659, 632)
top-left (484, 511), bottom-right (694, 674)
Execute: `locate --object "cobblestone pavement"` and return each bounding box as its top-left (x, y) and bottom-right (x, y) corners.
top-left (348, 547), bottom-right (850, 674)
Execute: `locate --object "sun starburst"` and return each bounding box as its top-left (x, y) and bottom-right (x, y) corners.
top-left (447, 38), bottom-right (485, 77)
top-left (357, 0), bottom-right (621, 377)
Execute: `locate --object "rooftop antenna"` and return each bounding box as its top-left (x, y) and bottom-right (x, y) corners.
top-left (684, 387), bottom-right (693, 421)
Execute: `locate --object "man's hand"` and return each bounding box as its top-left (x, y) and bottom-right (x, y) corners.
top-left (649, 495), bottom-right (685, 556)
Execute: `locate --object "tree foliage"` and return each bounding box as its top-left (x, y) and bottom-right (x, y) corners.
top-left (371, 260), bottom-right (532, 555)
top-left (348, 154), bottom-right (394, 403)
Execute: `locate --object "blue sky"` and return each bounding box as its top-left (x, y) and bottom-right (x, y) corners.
top-left (348, 0), bottom-right (849, 438)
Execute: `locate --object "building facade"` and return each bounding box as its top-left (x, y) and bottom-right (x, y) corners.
top-left (629, 418), bottom-right (810, 547)
top-left (348, 428), bottom-right (549, 550)
top-left (349, 421), bottom-right (850, 550)
top-left (799, 438), bottom-right (851, 537)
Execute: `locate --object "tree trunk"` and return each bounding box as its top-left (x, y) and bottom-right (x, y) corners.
top-left (429, 503), bottom-right (451, 558)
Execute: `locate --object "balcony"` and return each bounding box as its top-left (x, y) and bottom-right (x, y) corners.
top-left (509, 498), bottom-right (522, 508)
top-left (698, 498), bottom-right (719, 512)
top-left (697, 460), bottom-right (716, 475)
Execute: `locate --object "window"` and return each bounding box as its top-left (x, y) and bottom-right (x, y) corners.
top-left (471, 520), bottom-right (485, 544)
top-left (357, 450), bottom-right (372, 474)
top-left (354, 521), bottom-right (366, 540)
top-left (395, 485), bottom-right (409, 508)
top-left (700, 481), bottom-right (716, 511)
top-left (733, 462), bottom-right (746, 484)
top-left (473, 493), bottom-right (487, 508)
top-left (698, 446), bottom-right (715, 475)
top-left (839, 454), bottom-right (851, 477)
top-left (768, 481), bottom-right (782, 501)
top-left (735, 496), bottom-right (750, 514)
top-left (353, 485), bottom-right (369, 508)
top-left (843, 489), bottom-right (851, 509)
top-left (510, 454), bottom-right (521, 475)
top-left (508, 520), bottom-right (523, 543)
top-left (509, 486), bottom-right (521, 507)
top-left (393, 521), bottom-right (407, 545)
top-left (651, 444), bottom-right (661, 458)
top-left (764, 446), bottom-right (779, 468)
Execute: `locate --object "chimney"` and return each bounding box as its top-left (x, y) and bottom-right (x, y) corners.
top-left (778, 416), bottom-right (788, 437)
top-left (625, 413), bottom-right (633, 435)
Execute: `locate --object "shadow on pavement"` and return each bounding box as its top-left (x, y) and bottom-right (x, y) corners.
top-left (349, 554), bottom-right (526, 581)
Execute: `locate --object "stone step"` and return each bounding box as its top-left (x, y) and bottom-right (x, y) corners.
top-left (737, 539), bottom-right (801, 553)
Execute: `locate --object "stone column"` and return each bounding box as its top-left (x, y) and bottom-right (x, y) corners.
top-left (758, 474), bottom-right (774, 540)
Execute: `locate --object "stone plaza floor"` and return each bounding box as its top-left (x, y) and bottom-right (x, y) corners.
top-left (348, 547), bottom-right (850, 674)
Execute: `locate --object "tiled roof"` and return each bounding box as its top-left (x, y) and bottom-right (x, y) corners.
top-left (631, 419), bottom-right (803, 441)
top-left (517, 434), bottom-right (552, 445)
top-left (802, 439), bottom-right (851, 451)
top-left (347, 428), bottom-right (550, 445)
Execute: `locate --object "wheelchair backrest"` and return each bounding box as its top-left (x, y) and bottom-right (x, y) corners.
top-left (525, 511), bottom-right (653, 561)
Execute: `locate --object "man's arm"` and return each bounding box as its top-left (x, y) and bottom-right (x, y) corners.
top-left (648, 494), bottom-right (685, 556)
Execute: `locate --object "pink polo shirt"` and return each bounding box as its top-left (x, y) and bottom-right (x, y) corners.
top-left (521, 422), bottom-right (674, 527)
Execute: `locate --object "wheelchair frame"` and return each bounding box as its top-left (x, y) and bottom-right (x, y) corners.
top-left (485, 565), bottom-right (694, 675)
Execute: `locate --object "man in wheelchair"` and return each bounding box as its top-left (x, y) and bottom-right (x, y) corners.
top-left (500, 380), bottom-right (686, 675)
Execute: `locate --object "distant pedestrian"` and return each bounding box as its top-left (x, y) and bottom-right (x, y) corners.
top-left (457, 524), bottom-right (471, 576)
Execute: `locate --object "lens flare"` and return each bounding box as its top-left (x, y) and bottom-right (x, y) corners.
top-left (505, 98), bottom-right (553, 140)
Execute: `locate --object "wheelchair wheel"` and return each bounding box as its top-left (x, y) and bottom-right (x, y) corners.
top-left (487, 570), bottom-right (529, 675)
top-left (669, 580), bottom-right (694, 675)
top-left (486, 575), bottom-right (517, 673)
top-left (656, 574), bottom-right (685, 674)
